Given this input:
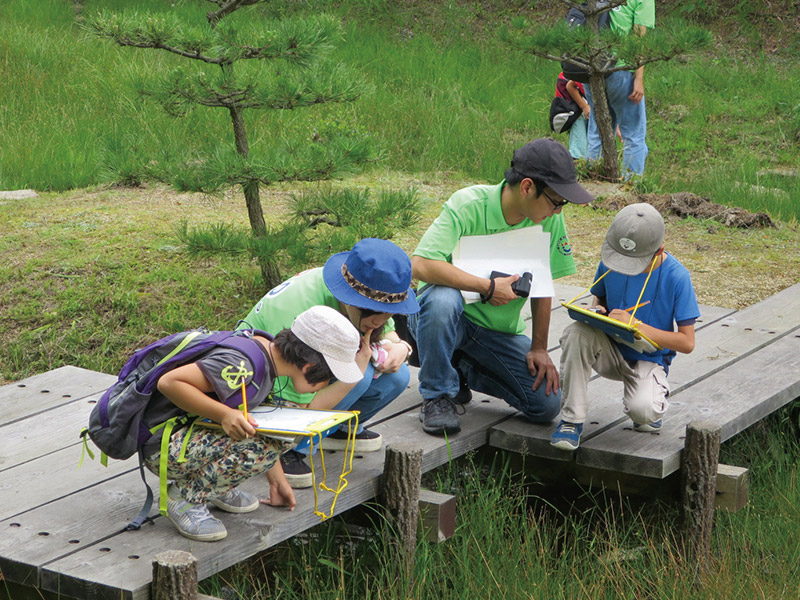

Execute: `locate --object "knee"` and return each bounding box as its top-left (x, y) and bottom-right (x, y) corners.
top-left (382, 365), bottom-right (411, 399)
top-left (418, 285), bottom-right (463, 321)
top-left (520, 388), bottom-right (561, 424)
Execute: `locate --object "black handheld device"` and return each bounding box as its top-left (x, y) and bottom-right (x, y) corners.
top-left (489, 271), bottom-right (533, 298)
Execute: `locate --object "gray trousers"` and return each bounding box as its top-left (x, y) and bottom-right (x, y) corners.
top-left (558, 322), bottom-right (669, 425)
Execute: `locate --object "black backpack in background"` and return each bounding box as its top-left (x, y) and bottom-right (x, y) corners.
top-left (561, 2), bottom-right (616, 84)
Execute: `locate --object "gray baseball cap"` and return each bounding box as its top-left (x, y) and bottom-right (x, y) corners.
top-left (601, 203), bottom-right (665, 275)
top-left (505, 138), bottom-right (594, 205)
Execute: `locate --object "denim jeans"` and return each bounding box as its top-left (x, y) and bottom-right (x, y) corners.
top-left (569, 114), bottom-right (589, 159)
top-left (584, 70), bottom-right (648, 176)
top-left (407, 285), bottom-right (560, 423)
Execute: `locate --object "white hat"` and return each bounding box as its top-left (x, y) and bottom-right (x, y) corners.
top-left (601, 203), bottom-right (665, 275)
top-left (290, 306), bottom-right (362, 384)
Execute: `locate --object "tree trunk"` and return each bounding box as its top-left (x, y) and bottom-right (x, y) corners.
top-left (152, 550), bottom-right (198, 600)
top-left (228, 105), bottom-right (281, 288)
top-left (588, 72), bottom-right (620, 181)
top-left (382, 443), bottom-right (423, 582)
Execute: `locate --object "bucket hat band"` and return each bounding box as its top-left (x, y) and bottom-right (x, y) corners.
top-left (341, 263), bottom-right (408, 305)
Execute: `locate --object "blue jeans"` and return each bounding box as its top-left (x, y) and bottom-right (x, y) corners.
top-left (407, 285), bottom-right (560, 423)
top-left (585, 70), bottom-right (648, 176)
top-left (291, 362), bottom-right (409, 454)
top-left (569, 114), bottom-right (589, 159)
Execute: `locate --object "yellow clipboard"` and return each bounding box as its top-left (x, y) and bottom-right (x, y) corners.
top-left (562, 302), bottom-right (662, 354)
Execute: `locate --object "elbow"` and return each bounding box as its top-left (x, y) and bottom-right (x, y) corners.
top-left (410, 255), bottom-right (426, 280)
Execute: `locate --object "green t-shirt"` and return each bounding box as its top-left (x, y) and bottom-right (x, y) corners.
top-left (609, 0), bottom-right (655, 35)
top-left (412, 181), bottom-right (576, 335)
top-left (238, 267), bottom-right (395, 404)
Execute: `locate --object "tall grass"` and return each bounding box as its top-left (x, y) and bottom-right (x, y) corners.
top-left (200, 410), bottom-right (800, 599)
top-left (2, 0), bottom-right (798, 219)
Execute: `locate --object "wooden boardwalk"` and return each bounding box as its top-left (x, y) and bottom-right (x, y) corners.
top-left (2, 282), bottom-right (799, 599)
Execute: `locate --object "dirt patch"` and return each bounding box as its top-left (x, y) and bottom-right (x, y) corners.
top-left (592, 192), bottom-right (775, 229)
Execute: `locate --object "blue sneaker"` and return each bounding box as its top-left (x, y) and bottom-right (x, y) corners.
top-left (550, 420), bottom-right (583, 451)
top-left (633, 419), bottom-right (662, 432)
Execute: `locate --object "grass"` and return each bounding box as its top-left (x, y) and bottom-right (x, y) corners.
top-left (197, 409), bottom-right (800, 599)
top-left (1, 1), bottom-right (798, 220)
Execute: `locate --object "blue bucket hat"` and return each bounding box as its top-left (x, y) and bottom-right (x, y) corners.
top-left (322, 238), bottom-right (419, 315)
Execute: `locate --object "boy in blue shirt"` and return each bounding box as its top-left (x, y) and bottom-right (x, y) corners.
top-left (551, 203), bottom-right (700, 450)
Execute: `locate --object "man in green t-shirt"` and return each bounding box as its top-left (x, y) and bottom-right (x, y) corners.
top-left (408, 138), bottom-right (593, 435)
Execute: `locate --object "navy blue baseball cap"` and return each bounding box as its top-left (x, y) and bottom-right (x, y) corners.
top-left (505, 138), bottom-right (594, 205)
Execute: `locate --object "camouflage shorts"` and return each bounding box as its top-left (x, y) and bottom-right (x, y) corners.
top-left (144, 424), bottom-right (290, 504)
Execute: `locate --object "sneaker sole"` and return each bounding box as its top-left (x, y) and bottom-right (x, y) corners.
top-left (284, 471), bottom-right (313, 489)
top-left (166, 515), bottom-right (228, 542)
top-left (633, 424), bottom-right (662, 433)
top-left (550, 439), bottom-right (579, 451)
top-left (210, 498), bottom-right (259, 514)
top-left (320, 435), bottom-right (383, 452)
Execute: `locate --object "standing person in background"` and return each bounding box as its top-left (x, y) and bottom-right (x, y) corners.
top-left (585, 0), bottom-right (655, 177)
top-left (239, 238), bottom-right (419, 488)
top-left (555, 71), bottom-right (591, 160)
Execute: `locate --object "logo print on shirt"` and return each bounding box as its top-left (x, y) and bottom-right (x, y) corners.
top-left (557, 235), bottom-right (572, 256)
top-left (221, 361), bottom-right (253, 390)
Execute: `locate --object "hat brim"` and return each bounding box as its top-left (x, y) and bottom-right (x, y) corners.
top-left (323, 251), bottom-right (420, 314)
top-left (324, 355), bottom-right (364, 384)
top-left (548, 180), bottom-right (594, 205)
top-left (601, 239), bottom-right (653, 276)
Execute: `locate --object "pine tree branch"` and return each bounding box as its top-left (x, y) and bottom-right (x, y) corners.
top-left (206, 0), bottom-right (261, 26)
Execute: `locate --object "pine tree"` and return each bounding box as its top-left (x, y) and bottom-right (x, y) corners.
top-left (86, 1), bottom-right (372, 287)
top-left (514, 0), bottom-right (710, 180)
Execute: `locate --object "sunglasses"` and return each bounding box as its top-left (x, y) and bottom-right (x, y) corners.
top-left (543, 189), bottom-right (569, 209)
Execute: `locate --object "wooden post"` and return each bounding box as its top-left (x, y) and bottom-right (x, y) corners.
top-left (382, 443), bottom-right (423, 579)
top-left (681, 421), bottom-right (721, 570)
top-left (152, 550), bottom-right (198, 600)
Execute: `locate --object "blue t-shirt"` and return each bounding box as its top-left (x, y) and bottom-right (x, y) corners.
top-left (590, 252), bottom-right (699, 371)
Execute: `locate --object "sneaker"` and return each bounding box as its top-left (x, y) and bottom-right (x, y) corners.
top-left (550, 420), bottom-right (583, 451)
top-left (321, 428), bottom-right (383, 452)
top-left (280, 449), bottom-right (313, 489)
top-left (633, 419), bottom-right (662, 432)
top-left (454, 369), bottom-right (472, 405)
top-left (419, 394), bottom-right (463, 435)
top-left (210, 488), bottom-right (259, 513)
top-left (167, 495), bottom-right (227, 542)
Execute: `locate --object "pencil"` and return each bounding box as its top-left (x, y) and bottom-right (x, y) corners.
top-left (624, 300), bottom-right (651, 313)
top-left (241, 379), bottom-right (248, 420)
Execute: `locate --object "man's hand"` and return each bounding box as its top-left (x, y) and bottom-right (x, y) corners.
top-left (629, 69), bottom-right (645, 104)
top-left (526, 348), bottom-right (560, 395)
top-left (489, 274), bottom-right (520, 306)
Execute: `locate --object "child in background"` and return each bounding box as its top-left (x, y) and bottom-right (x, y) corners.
top-left (551, 203), bottom-right (700, 451)
top-left (555, 71), bottom-right (591, 160)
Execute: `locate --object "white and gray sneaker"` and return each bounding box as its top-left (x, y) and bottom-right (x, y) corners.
top-left (167, 495), bottom-right (227, 542)
top-left (210, 488), bottom-right (259, 513)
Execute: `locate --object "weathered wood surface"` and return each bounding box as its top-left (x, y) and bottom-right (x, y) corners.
top-left (681, 422), bottom-right (721, 569)
top-left (4, 282), bottom-right (798, 600)
top-left (490, 282), bottom-right (800, 473)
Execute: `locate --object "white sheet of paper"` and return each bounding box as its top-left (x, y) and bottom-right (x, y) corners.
top-left (452, 227), bottom-right (554, 303)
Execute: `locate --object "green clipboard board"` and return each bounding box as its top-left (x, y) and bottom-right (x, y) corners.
top-left (562, 302), bottom-right (662, 354)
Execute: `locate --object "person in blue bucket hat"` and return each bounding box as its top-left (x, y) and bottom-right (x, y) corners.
top-left (238, 238), bottom-right (419, 488)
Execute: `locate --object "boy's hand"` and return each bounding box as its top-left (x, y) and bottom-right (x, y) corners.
top-left (220, 408), bottom-right (256, 441)
top-left (607, 308), bottom-right (636, 325)
top-left (262, 478), bottom-right (297, 511)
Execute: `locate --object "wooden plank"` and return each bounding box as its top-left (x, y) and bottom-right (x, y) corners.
top-left (0, 366), bottom-right (114, 427)
top-left (37, 393), bottom-right (517, 599)
top-left (0, 445), bottom-right (136, 522)
top-left (418, 489), bottom-right (456, 543)
top-left (0, 391), bottom-right (103, 471)
top-left (576, 331), bottom-right (800, 477)
top-left (0, 470), bottom-right (159, 589)
top-left (491, 283), bottom-right (800, 461)
top-left (715, 464), bottom-right (748, 512)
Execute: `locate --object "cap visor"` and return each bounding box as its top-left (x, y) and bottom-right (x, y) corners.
top-left (549, 181), bottom-right (594, 205)
top-left (600, 240), bottom-right (653, 276)
top-left (326, 356), bottom-right (363, 384)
